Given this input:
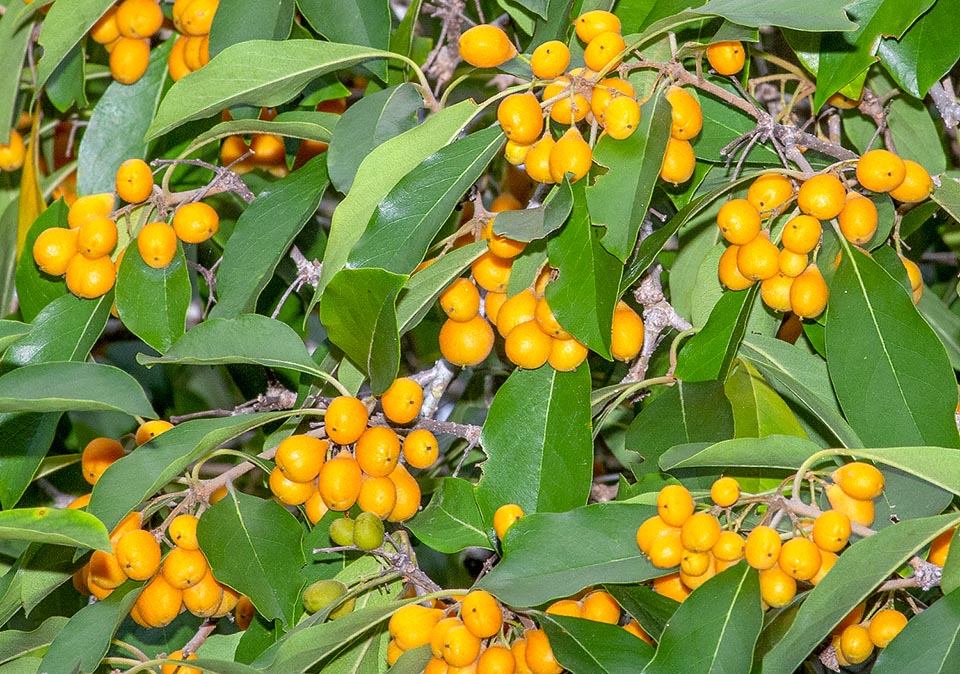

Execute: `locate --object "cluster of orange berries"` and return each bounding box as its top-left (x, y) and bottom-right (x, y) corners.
top-left (89, 0), bottom-right (165, 85)
top-left (0, 129), bottom-right (25, 172)
top-left (270, 381), bottom-right (440, 524)
top-left (545, 589), bottom-right (653, 646)
top-left (658, 85), bottom-right (704, 186)
top-left (827, 602), bottom-right (909, 666)
top-left (167, 0), bottom-right (219, 81)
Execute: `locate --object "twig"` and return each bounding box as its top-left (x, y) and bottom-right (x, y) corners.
top-left (420, 359), bottom-right (457, 418)
top-left (624, 260), bottom-right (692, 383)
top-left (929, 80), bottom-right (960, 130)
top-left (181, 620), bottom-right (218, 656)
top-left (367, 412), bottom-right (482, 444)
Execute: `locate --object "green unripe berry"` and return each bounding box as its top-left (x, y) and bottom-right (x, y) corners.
top-left (302, 579), bottom-right (355, 618)
top-left (353, 511), bottom-right (385, 551)
top-left (328, 517), bottom-right (356, 547)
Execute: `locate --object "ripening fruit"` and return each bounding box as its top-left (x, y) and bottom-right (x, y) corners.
top-left (324, 396), bottom-right (368, 446)
top-left (182, 35), bottom-right (208, 71)
top-left (357, 477), bottom-right (397, 519)
top-left (505, 320), bottom-right (553, 369)
top-left (759, 566), bottom-right (796, 608)
top-left (167, 36), bottom-right (191, 81)
top-left (660, 138), bottom-right (696, 185)
top-left (90, 7), bottom-right (121, 44)
top-left (840, 624), bottom-right (874, 665)
top-left (548, 337), bottom-right (588, 371)
top-left (478, 645), bottom-right (516, 674)
top-left (169, 514), bottom-right (199, 550)
top-left (712, 531), bottom-right (745, 561)
top-left (888, 159), bottom-right (933, 203)
top-left (610, 303), bottom-right (645, 362)
top-left (136, 222), bottom-right (177, 269)
top-left (389, 464), bottom-right (422, 523)
top-left (116, 0), bottom-right (164, 38)
top-left (549, 128), bottom-right (592, 183)
top-left (77, 216), bottom-right (118, 259)
top-left (581, 590), bottom-right (621, 624)
top-left (116, 159), bottom-right (153, 204)
top-left (761, 273), bottom-right (794, 313)
top-left (716, 199), bottom-right (762, 245)
top-left (110, 37), bottom-right (151, 84)
top-left (928, 527), bottom-right (954, 566)
top-left (681, 512), bottom-right (722, 552)
top-left (810, 549), bottom-right (837, 586)
top-left (439, 315), bottom-right (495, 366)
top-left (68, 193), bottom-right (116, 229)
top-left (497, 289), bottom-right (537, 338)
top-left (543, 78), bottom-right (589, 125)
top-left (546, 599), bottom-right (582, 618)
top-left (136, 419), bottom-right (173, 445)
top-left (442, 624), bottom-right (482, 667)
top-left (778, 537), bottom-right (821, 581)
top-left (33, 227), bottom-right (78, 276)
top-left (494, 503), bottom-right (524, 540)
top-left (603, 96), bottom-right (641, 140)
top-left (524, 629), bottom-right (562, 674)
top-left (389, 604), bottom-right (444, 651)
top-left (778, 249), bottom-right (808, 278)
top-left (402, 429), bottom-right (439, 469)
top-left (162, 546), bottom-right (209, 589)
top-left (302, 579), bottom-right (350, 615)
top-left (797, 174), bottom-right (846, 220)
top-left (172, 201), bottom-right (220, 243)
top-left (744, 526), bottom-right (782, 570)
top-left (275, 434), bottom-right (327, 483)
top-left (462, 590), bottom-right (503, 638)
top-left (525, 133), bottom-right (556, 184)
top-left (636, 516), bottom-right (678, 554)
top-left (736, 231), bottom-right (780, 281)
top-left (136, 574), bottom-right (183, 628)
top-left (652, 572), bottom-right (691, 603)
top-left (472, 251), bottom-right (512, 292)
top-left (115, 529), bottom-right (162, 581)
top-left (66, 250), bottom-right (117, 298)
top-left (665, 86), bottom-right (703, 140)
top-left (583, 31), bottom-right (626, 72)
top-left (486, 224), bottom-right (526, 259)
top-left (534, 296), bottom-right (570, 339)
top-left (868, 608), bottom-right (907, 648)
top-left (680, 549), bottom-right (712, 577)
top-left (531, 41), bottom-right (570, 79)
top-left (705, 41), bottom-right (745, 76)
top-left (81, 437), bottom-right (125, 485)
top-left (747, 173), bottom-right (794, 214)
top-left (89, 549), bottom-right (127, 590)
top-left (68, 493), bottom-right (92, 510)
top-left (381, 377), bottom-right (423, 424)
top-left (182, 571), bottom-right (224, 618)
top-left (0, 129), bottom-right (25, 172)
top-left (250, 134), bottom-right (286, 166)
top-left (680, 553), bottom-right (717, 590)
top-left (813, 510), bottom-right (851, 552)
top-left (161, 651), bottom-right (200, 674)
top-left (497, 93), bottom-right (544, 145)
top-left (440, 278), bottom-right (481, 322)
top-left (838, 195), bottom-right (878, 245)
top-left (789, 264), bottom-right (828, 319)
top-left (353, 511), bottom-right (386, 550)
top-left (781, 215), bottom-right (822, 255)
top-left (575, 10), bottom-right (621, 42)
top-left (305, 491), bottom-right (328, 526)
top-left (504, 140), bottom-right (531, 166)
top-left (826, 483), bottom-right (875, 526)
top-left (833, 462), bottom-right (885, 500)
top-left (623, 620), bottom-right (654, 645)
top-left (856, 149), bottom-right (906, 193)
top-left (328, 517), bottom-right (355, 547)
top-left (657, 484), bottom-right (695, 527)
top-left (718, 245), bottom-right (755, 290)
top-left (710, 476), bottom-right (740, 507)
top-left (317, 451), bottom-right (363, 511)
top-left (591, 78), bottom-right (635, 122)
top-left (901, 255), bottom-right (923, 303)
top-left (458, 24), bottom-right (517, 68)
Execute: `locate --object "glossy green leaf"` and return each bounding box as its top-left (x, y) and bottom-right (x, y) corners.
top-left (0, 321), bottom-right (29, 352)
top-left (659, 435), bottom-right (823, 471)
top-left (0, 10), bottom-right (31, 145)
top-left (396, 241), bottom-right (487, 333)
top-left (475, 365), bottom-right (593, 523)
top-left (388, 645), bottom-right (432, 673)
top-left (493, 181), bottom-right (573, 242)
top-left (147, 40), bottom-right (393, 140)
top-left (826, 244), bottom-right (960, 448)
top-left (874, 585), bottom-right (960, 672)
top-left (35, 0), bottom-right (114, 87)
top-left (918, 288), bottom-right (960, 371)
top-left (116, 242), bottom-right (190, 353)
top-left (587, 88), bottom-right (672, 262)
top-left (88, 411), bottom-right (309, 530)
top-left (476, 502), bottom-right (661, 607)
top-left (542, 614), bottom-right (654, 674)
top-left (723, 360), bottom-right (808, 439)
top-left (643, 563), bottom-right (762, 674)
top-left (545, 182), bottom-right (621, 358)
top-left (185, 112), bottom-right (339, 156)
top-left (606, 584), bottom-right (679, 640)
top-left (626, 381), bottom-right (734, 476)
top-left (739, 335), bottom-right (862, 448)
top-left (3, 293), bottom-right (111, 367)
top-left (208, 0), bottom-right (294, 58)
top-left (0, 362), bottom-right (155, 418)
top-left (298, 0), bottom-right (390, 50)
top-left (319, 267), bottom-right (405, 395)
top-left (0, 616), bottom-right (69, 665)
top-left (0, 508), bottom-right (111, 552)
top-left (315, 99), bottom-right (478, 303)
top-left (877, 0), bottom-right (960, 97)
top-left (693, 0), bottom-right (855, 30)
top-left (347, 126), bottom-right (504, 274)
top-left (14, 201), bottom-right (69, 322)
top-left (506, 240), bottom-right (548, 297)
top-left (327, 84), bottom-right (422, 193)
top-left (762, 513), bottom-right (960, 674)
top-left (932, 175), bottom-right (960, 226)
top-left (675, 289), bottom-right (756, 382)
top-left (210, 156), bottom-right (329, 319)
top-left (407, 478), bottom-right (490, 553)
top-left (0, 413), bottom-right (61, 511)
top-left (76, 39), bottom-right (172, 197)
top-left (199, 490), bottom-right (304, 626)
top-left (46, 42), bottom-right (87, 111)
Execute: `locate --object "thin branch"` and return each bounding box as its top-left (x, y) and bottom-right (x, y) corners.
top-left (929, 80), bottom-right (960, 130)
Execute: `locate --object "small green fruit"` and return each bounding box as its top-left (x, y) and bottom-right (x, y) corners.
top-left (302, 579), bottom-right (355, 618)
top-left (353, 511), bottom-right (385, 551)
top-left (328, 517), bottom-right (356, 547)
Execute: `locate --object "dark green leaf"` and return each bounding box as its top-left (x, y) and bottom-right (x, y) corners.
top-left (675, 288), bottom-right (756, 382)
top-left (199, 490), bottom-right (304, 626)
top-left (0, 321), bottom-right (29, 352)
top-left (493, 181), bottom-right (573, 242)
top-left (0, 414), bottom-right (61, 510)
top-left (642, 563), bottom-right (762, 674)
top-left (0, 507), bottom-right (111, 552)
top-left (606, 584), bottom-right (678, 640)
top-left (826, 244), bottom-right (960, 448)
top-left (693, 0), bottom-right (855, 30)
top-left (476, 502), bottom-right (661, 607)
top-left (147, 40), bottom-right (393, 140)
top-left (298, 0), bottom-right (390, 50)
top-left (873, 586), bottom-right (960, 673)
top-left (327, 84), bottom-right (422, 193)
top-left (0, 616), bottom-right (69, 665)
top-left (506, 240), bottom-right (548, 297)
top-left (346, 126), bottom-right (504, 274)
top-left (14, 201), bottom-right (69, 322)
top-left (543, 614), bottom-right (654, 674)
top-left (0, 362), bottom-right (155, 418)
top-left (3, 293), bottom-right (111, 367)
top-left (319, 268), bottom-right (405, 395)
top-left (210, 156), bottom-right (329, 319)
top-left (45, 42), bottom-right (87, 112)
top-left (396, 241), bottom-right (487, 334)
top-left (0, 9), bottom-right (31, 145)
top-left (76, 40), bottom-right (172, 196)
top-left (406, 478), bottom-right (490, 553)
top-left (475, 365), bottom-right (593, 523)
top-left (696, 91), bottom-right (779, 165)
top-left (917, 288), bottom-right (960, 371)
top-left (723, 360), bottom-right (808, 439)
top-left (116, 242), bottom-right (189, 353)
top-left (932, 176), bottom-right (960, 226)
top-left (387, 645), bottom-right (432, 673)
top-left (35, 0), bottom-right (114, 87)
top-left (587, 87), bottom-right (672, 262)
top-left (545, 181), bottom-right (622, 358)
top-left (878, 0), bottom-right (960, 97)
top-left (659, 435), bottom-right (823, 471)
top-left (208, 0), bottom-right (294, 58)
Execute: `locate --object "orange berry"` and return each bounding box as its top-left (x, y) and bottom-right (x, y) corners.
top-left (389, 604), bottom-right (444, 650)
top-left (275, 434), bottom-right (327, 484)
top-left (575, 10), bottom-right (621, 42)
top-left (484, 291), bottom-right (507, 324)
top-left (856, 149), bottom-right (906, 193)
top-left (543, 78), bottom-right (589, 126)
top-left (182, 570), bottom-right (224, 618)
top-left (657, 484), bottom-right (695, 527)
top-left (494, 503), bottom-right (524, 540)
top-left (167, 35), bottom-right (190, 81)
top-left (710, 476), bottom-right (740, 507)
top-left (760, 273), bottom-right (794, 313)
top-left (712, 531), bottom-right (745, 561)
top-left (504, 140), bottom-right (531, 166)
top-left (89, 549), bottom-right (127, 590)
top-left (0, 129), bottom-right (25, 172)
top-left (77, 216), bottom-right (118, 259)
top-left (660, 138), bottom-right (695, 185)
top-left (109, 37), bottom-right (151, 85)
top-left (387, 463), bottom-right (422, 522)
top-left (583, 31), bottom-right (626, 72)
top-left (172, 201), bottom-right (219, 244)
top-left (719, 245), bottom-right (755, 290)
top-left (497, 93), bottom-right (544, 146)
top-left (67, 493), bottom-right (92, 509)
top-left (652, 572), bottom-right (691, 602)
top-left (66, 253), bottom-right (117, 299)
top-left (665, 86), bottom-right (703, 140)
top-left (781, 215), bottom-right (822, 255)
top-left (591, 78), bottom-right (636, 122)
top-left (681, 512), bottom-right (722, 552)
top-left (115, 529), bottom-right (161, 581)
top-left (797, 174), bottom-right (846, 220)
top-left (136, 574), bottom-right (183, 628)
top-left (90, 6), bottom-right (120, 44)
top-left (116, 158), bottom-right (153, 203)
top-left (789, 264), bottom-right (828, 319)
top-left (169, 514), bottom-right (199, 551)
top-left (531, 41), bottom-right (570, 79)
top-left (458, 24), bottom-right (517, 68)
top-left (744, 526), bottom-right (782, 570)
top-left (81, 437), bottom-right (125, 485)
top-left (179, 0), bottom-right (218, 36)
top-left (461, 590), bottom-right (503, 638)
top-left (402, 429), bottom-right (439, 469)
top-left (581, 590), bottom-right (620, 624)
top-left (440, 278), bottom-right (481, 322)
top-left (759, 566), bottom-right (796, 608)
top-left (136, 419), bottom-right (173, 445)
top-left (928, 527), bottom-right (954, 566)
top-left (810, 549), bottom-right (837, 585)
top-left (317, 451), bottom-right (363, 511)
top-left (487, 227), bottom-right (526, 259)
top-left (304, 490), bottom-right (328, 525)
top-left (323, 395), bottom-right (369, 445)
top-left (381, 378), bottom-right (423, 424)
top-left (162, 546), bottom-right (209, 589)
top-left (779, 249), bottom-right (808, 278)
top-left (838, 195), bottom-right (878, 245)
top-left (439, 316), bottom-right (495, 367)
top-left (812, 510), bottom-right (851, 552)
top-left (116, 0), bottom-right (163, 38)
top-left (736, 231), bottom-right (779, 281)
top-left (137, 221), bottom-right (177, 269)
top-left (471, 251), bottom-right (512, 292)
top-left (250, 133), bottom-right (286, 166)
top-left (357, 475), bottom-right (398, 518)
top-left (706, 41), bottom-right (745, 76)
top-left (826, 483), bottom-right (875, 527)
top-left (547, 337), bottom-right (588, 371)
top-left (525, 133), bottom-right (556, 184)
top-left (497, 289), bottom-right (537, 338)
top-left (33, 227), bottom-right (79, 276)
top-left (869, 608), bottom-right (907, 648)
top-left (478, 645), bottom-right (516, 674)
top-left (546, 599), bottom-right (582, 618)
top-left (888, 159), bottom-right (932, 203)
top-left (636, 515), bottom-right (679, 554)
top-left (603, 96), bottom-right (641, 140)
top-left (747, 173), bottom-right (794, 214)
top-left (833, 462), bottom-right (885, 500)
top-left (442, 624), bottom-right (482, 667)
top-left (68, 193), bottom-right (116, 229)
top-left (716, 199), bottom-right (761, 245)
top-left (778, 537), bottom-right (821, 580)
top-left (505, 320), bottom-right (552, 369)
top-left (610, 304), bottom-right (644, 361)
top-left (548, 128), bottom-right (592, 183)
top-left (623, 620), bottom-right (654, 645)
top-left (524, 629), bottom-right (561, 674)
top-left (839, 624), bottom-right (874, 664)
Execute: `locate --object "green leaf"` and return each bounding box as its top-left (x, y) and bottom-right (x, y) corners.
top-left (0, 10), bottom-right (31, 145)
top-left (14, 201), bottom-right (69, 322)
top-left (845, 94), bottom-right (947, 174)
top-left (932, 176), bottom-right (960, 226)
top-left (476, 502), bottom-right (660, 607)
top-left (0, 414), bottom-right (61, 511)
top-left (587, 87), bottom-right (672, 262)
top-left (0, 362), bottom-right (155, 418)
top-left (298, 0), bottom-right (391, 50)
top-left (46, 42), bottom-right (87, 112)
top-left (76, 39), bottom-right (172, 197)
top-left (319, 267), bottom-right (405, 395)
top-left (208, 0), bottom-right (294, 58)
top-left (327, 84), bottom-right (422, 193)
top-left (761, 513), bottom-right (960, 674)
top-left (139, 314), bottom-right (322, 376)
top-left (0, 321), bottom-right (29, 353)
top-left (493, 181), bottom-right (573, 242)
top-left (545, 182), bottom-right (622, 358)
top-left (406, 478), bottom-right (490, 553)
top-left (314, 100), bottom-right (478, 302)
top-left (396, 241), bottom-right (487, 334)
top-left (829, 446), bottom-right (960, 498)
top-left (346, 126), bottom-right (504, 274)
top-left (877, 0), bottom-right (960, 97)
top-left (35, 0), bottom-right (115, 87)
top-left (917, 288), bottom-right (960, 371)
top-left (88, 411), bottom-right (309, 530)
top-left (739, 335), bottom-right (862, 448)
top-left (146, 40), bottom-right (394, 140)
top-left (659, 435), bottom-right (823, 471)
top-left (184, 112), bottom-right (339, 157)
top-left (0, 616), bottom-right (69, 665)
top-left (606, 584), bottom-right (679, 640)
top-left (675, 289), bottom-right (756, 382)
top-left (642, 563), bottom-right (762, 674)
top-left (695, 91), bottom-right (780, 165)
top-left (873, 586), bottom-right (960, 673)
top-left (723, 360), bottom-right (808, 439)
top-left (38, 582), bottom-right (140, 674)
top-left (210, 156), bottom-right (329, 319)
top-left (694, 0), bottom-right (855, 30)
top-left (387, 645), bottom-right (432, 673)
top-left (0, 508), bottom-right (111, 552)
top-left (812, 0), bottom-right (936, 111)
top-left (199, 490), bottom-right (304, 627)
top-left (826, 244), bottom-right (960, 448)
top-left (626, 381), bottom-right (734, 476)
top-left (116, 242), bottom-right (190, 353)
top-left (542, 615), bottom-right (654, 674)
top-left (475, 365), bottom-right (593, 523)
top-left (3, 293), bottom-right (111, 367)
